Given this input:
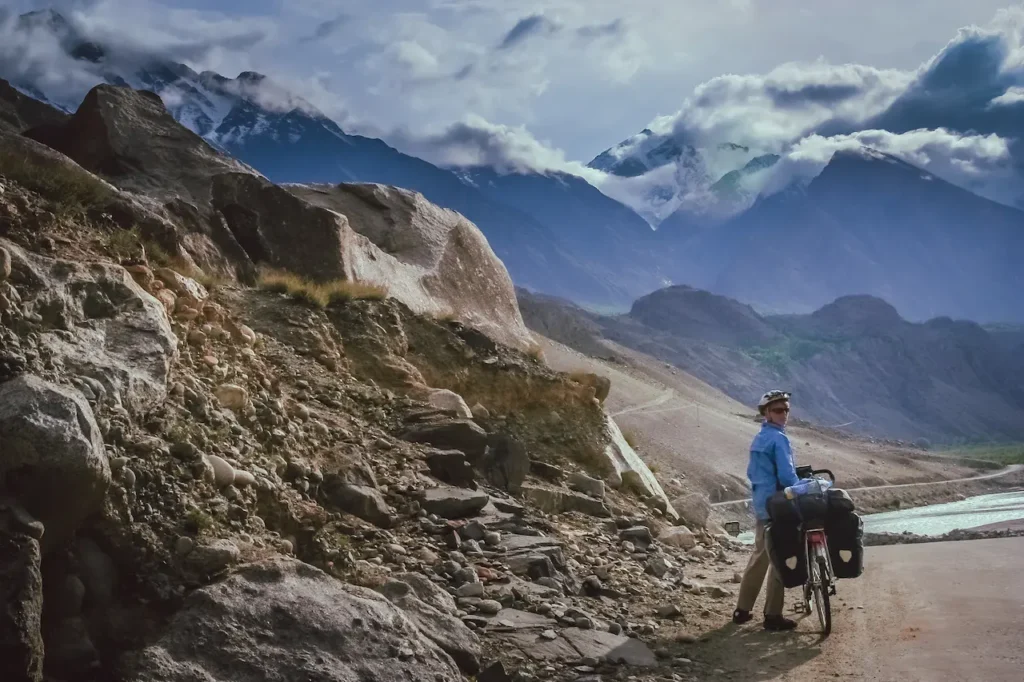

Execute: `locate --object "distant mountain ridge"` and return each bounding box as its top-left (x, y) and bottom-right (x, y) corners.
top-left (518, 287), bottom-right (1024, 443)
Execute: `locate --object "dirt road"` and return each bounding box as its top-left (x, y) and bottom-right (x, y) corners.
top-left (694, 537), bottom-right (1024, 681)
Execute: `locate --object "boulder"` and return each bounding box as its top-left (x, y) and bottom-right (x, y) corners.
top-left (478, 434), bottom-right (530, 493)
top-left (322, 478), bottom-right (395, 529)
top-left (423, 388), bottom-right (473, 418)
top-left (289, 182), bottom-right (535, 352)
top-left (521, 484), bottom-right (611, 518)
top-left (378, 577), bottom-right (482, 674)
top-left (0, 517), bottom-right (44, 682)
top-left (400, 420), bottom-right (488, 459)
top-left (658, 526), bottom-right (697, 551)
top-left (600, 414), bottom-right (678, 520)
top-left (568, 472), bottom-right (605, 498)
top-left (419, 486), bottom-right (490, 519)
top-left (0, 376), bottom-right (109, 552)
top-left (117, 558), bottom-right (463, 681)
top-left (424, 451), bottom-right (476, 488)
top-left (2, 239), bottom-right (177, 415)
top-left (671, 492), bottom-right (712, 530)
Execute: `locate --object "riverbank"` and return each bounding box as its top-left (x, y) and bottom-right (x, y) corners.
top-left (865, 527), bottom-right (1024, 546)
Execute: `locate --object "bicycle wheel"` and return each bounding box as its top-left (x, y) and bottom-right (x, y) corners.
top-left (811, 554), bottom-right (832, 636)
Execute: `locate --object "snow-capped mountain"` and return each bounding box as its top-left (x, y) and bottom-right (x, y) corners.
top-left (588, 129), bottom-right (777, 225)
top-left (1, 9), bottom-right (674, 309)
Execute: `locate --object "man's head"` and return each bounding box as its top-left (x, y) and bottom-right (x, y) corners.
top-left (758, 390), bottom-right (791, 426)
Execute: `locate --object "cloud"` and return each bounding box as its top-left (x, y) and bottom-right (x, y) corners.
top-left (759, 128), bottom-right (1017, 205)
top-left (498, 14), bottom-right (560, 50)
top-left (385, 114), bottom-right (596, 177)
top-left (576, 19), bottom-right (625, 40)
top-left (310, 15), bottom-right (347, 40)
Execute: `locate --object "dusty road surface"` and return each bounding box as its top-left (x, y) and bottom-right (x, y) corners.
top-left (695, 538), bottom-right (1024, 681)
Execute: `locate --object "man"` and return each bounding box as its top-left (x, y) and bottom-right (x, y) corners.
top-left (732, 389), bottom-right (800, 631)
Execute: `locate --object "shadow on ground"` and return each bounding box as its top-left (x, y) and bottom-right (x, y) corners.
top-left (658, 613), bottom-right (825, 681)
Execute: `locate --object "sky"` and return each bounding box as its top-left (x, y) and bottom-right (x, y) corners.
top-left (5, 0), bottom-right (1019, 163)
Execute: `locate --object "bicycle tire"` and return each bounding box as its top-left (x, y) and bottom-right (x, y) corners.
top-left (812, 554), bottom-right (832, 636)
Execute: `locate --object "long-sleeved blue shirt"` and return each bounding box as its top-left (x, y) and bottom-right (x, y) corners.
top-left (747, 421), bottom-right (799, 521)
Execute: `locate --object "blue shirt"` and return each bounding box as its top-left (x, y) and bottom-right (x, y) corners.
top-left (747, 422), bottom-right (799, 520)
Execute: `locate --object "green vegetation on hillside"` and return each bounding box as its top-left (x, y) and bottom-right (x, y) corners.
top-left (941, 443), bottom-right (1024, 466)
top-left (744, 334), bottom-right (848, 373)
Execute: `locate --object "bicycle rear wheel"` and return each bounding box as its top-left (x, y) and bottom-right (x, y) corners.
top-left (811, 554), bottom-right (832, 636)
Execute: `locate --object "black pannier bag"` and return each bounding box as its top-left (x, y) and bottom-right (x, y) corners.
top-left (825, 511), bottom-right (864, 579)
top-left (765, 520), bottom-right (807, 588)
top-left (827, 488), bottom-right (856, 517)
top-left (766, 489), bottom-right (829, 524)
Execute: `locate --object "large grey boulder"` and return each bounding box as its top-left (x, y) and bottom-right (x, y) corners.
top-left (0, 375), bottom-right (109, 552)
top-left (289, 182), bottom-right (535, 352)
top-left (3, 239), bottom-right (177, 415)
top-left (378, 575), bottom-right (482, 674)
top-left (0, 513), bottom-right (44, 682)
top-left (117, 558), bottom-right (463, 681)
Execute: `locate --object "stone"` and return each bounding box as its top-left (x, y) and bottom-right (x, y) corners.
top-left (478, 661), bottom-right (512, 682)
top-left (323, 478), bottom-right (395, 528)
top-left (568, 472), bottom-right (605, 498)
top-left (541, 629), bottom-right (558, 640)
top-left (646, 555), bottom-right (672, 578)
top-left (733, 572), bottom-right (743, 584)
top-left (457, 583), bottom-right (485, 598)
top-left (619, 526), bottom-right (654, 550)
top-left (174, 536), bottom-right (195, 556)
top-left (424, 388), bottom-right (473, 419)
top-left (529, 460), bottom-right (565, 483)
top-left (671, 492), bottom-right (712, 530)
top-left (471, 403), bottom-right (490, 420)
top-left (378, 577), bottom-right (482, 674)
top-left (582, 575), bottom-right (603, 597)
top-left (183, 539), bottom-right (241, 578)
top-left (233, 470), bottom-right (256, 488)
top-left (460, 521), bottom-right (487, 541)
top-left (708, 585), bottom-right (732, 599)
top-left (119, 558), bottom-right (463, 681)
top-left (658, 526), bottom-right (697, 551)
top-left (521, 485), bottom-right (611, 518)
top-left (154, 267), bottom-right (208, 300)
top-left (205, 454), bottom-right (236, 487)
top-left (416, 547), bottom-right (440, 564)
top-left (215, 384), bottom-right (248, 411)
top-left (483, 531), bottom-right (501, 546)
top-left (560, 628), bottom-right (657, 667)
top-left (478, 434), bottom-right (530, 494)
top-left (425, 451), bottom-right (476, 488)
top-left (400, 420), bottom-right (489, 458)
top-left (0, 526), bottom-right (43, 682)
top-left (420, 486), bottom-right (490, 519)
top-left (507, 554), bottom-right (556, 580)
top-left (0, 245), bottom-right (10, 282)
top-left (155, 288), bottom-right (177, 315)
top-left (1, 240), bottom-right (176, 416)
top-left (0, 375), bottom-right (109, 552)
top-left (478, 600), bottom-right (502, 615)
top-left (657, 604), bottom-right (682, 618)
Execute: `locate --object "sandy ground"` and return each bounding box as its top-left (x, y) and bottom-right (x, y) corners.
top-left (538, 336), bottom-right (978, 503)
top-left (689, 537), bottom-right (1024, 682)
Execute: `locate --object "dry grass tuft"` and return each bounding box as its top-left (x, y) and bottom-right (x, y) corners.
top-left (257, 267), bottom-right (387, 309)
top-left (0, 147), bottom-right (112, 216)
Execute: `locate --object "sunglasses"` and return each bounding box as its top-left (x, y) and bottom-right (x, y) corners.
top-left (770, 407), bottom-right (790, 414)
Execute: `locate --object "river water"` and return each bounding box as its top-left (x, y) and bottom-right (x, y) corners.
top-left (735, 490), bottom-right (1024, 544)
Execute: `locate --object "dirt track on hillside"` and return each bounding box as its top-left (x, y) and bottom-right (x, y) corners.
top-left (538, 336), bottom-right (978, 504)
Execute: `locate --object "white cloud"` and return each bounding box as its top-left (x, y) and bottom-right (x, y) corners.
top-left (989, 85), bottom-right (1024, 106)
top-left (760, 129), bottom-right (1016, 203)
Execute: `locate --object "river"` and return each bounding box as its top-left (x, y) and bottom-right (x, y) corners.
top-left (735, 490), bottom-right (1024, 544)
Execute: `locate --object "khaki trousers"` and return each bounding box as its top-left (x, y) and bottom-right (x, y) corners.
top-left (736, 521), bottom-right (784, 616)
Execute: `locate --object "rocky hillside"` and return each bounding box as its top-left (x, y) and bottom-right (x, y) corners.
top-left (0, 82), bottom-right (761, 682)
top-left (518, 288), bottom-right (1024, 443)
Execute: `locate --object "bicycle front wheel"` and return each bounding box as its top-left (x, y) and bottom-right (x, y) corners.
top-left (811, 554), bottom-right (832, 636)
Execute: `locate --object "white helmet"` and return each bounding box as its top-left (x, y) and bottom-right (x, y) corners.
top-left (758, 390), bottom-right (791, 415)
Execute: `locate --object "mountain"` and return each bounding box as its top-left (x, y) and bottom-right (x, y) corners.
top-left (665, 147), bottom-right (1024, 323)
top-left (1, 10), bottom-right (660, 309)
top-left (588, 130), bottom-right (778, 225)
top-left (517, 287), bottom-right (1024, 443)
top-left (0, 77), bottom-right (67, 133)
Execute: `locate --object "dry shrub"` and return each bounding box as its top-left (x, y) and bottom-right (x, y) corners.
top-left (258, 266), bottom-right (387, 308)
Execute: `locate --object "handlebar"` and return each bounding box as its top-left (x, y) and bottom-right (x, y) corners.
top-left (811, 468), bottom-right (835, 484)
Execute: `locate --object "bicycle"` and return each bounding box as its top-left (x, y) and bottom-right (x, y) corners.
top-left (797, 467), bottom-right (837, 636)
